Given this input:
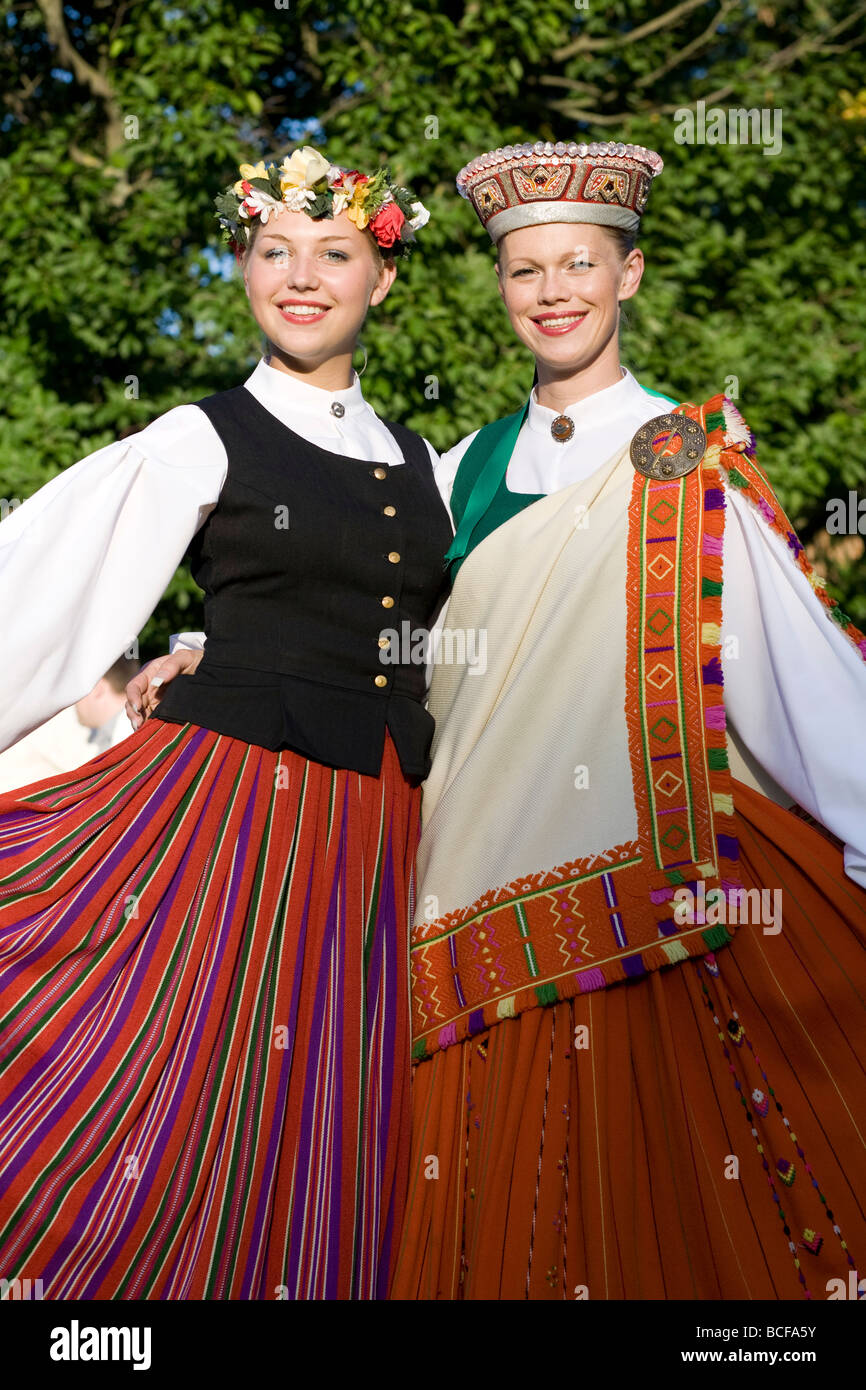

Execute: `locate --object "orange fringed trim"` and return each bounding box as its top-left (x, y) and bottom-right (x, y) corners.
top-left (710, 394), bottom-right (866, 665)
top-left (694, 397), bottom-right (742, 909)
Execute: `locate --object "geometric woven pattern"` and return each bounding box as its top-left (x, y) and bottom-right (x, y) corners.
top-left (409, 395), bottom-right (790, 1057)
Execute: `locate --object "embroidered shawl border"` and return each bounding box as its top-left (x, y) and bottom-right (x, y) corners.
top-left (410, 393), bottom-right (865, 1059)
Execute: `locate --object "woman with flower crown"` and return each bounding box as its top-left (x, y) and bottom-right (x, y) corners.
top-left (384, 138), bottom-right (866, 1300)
top-left (0, 145), bottom-right (452, 1299)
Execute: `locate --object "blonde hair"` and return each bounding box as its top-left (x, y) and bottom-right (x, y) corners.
top-left (495, 222), bottom-right (638, 265)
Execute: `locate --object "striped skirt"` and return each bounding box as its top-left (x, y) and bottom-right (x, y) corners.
top-left (0, 718), bottom-right (420, 1299)
top-left (391, 781), bottom-right (866, 1299)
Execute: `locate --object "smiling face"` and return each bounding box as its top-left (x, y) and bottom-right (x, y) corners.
top-left (242, 208), bottom-right (396, 386)
top-left (495, 221), bottom-right (644, 394)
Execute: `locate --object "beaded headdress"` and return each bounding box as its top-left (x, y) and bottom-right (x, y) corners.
top-left (215, 145), bottom-right (430, 256)
top-left (456, 139), bottom-right (663, 241)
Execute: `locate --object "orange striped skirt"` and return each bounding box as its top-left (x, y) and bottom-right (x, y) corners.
top-left (391, 781), bottom-right (866, 1299)
top-left (0, 719), bottom-right (420, 1299)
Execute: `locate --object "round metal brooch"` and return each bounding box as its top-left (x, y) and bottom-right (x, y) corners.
top-left (629, 413), bottom-right (707, 479)
top-left (550, 414), bottom-right (575, 443)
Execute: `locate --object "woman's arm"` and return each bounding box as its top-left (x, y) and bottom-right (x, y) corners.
top-left (0, 404), bottom-right (226, 751)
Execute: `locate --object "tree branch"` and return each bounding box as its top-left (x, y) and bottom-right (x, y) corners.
top-left (298, 21), bottom-right (322, 80)
top-left (313, 89), bottom-right (365, 130)
top-left (822, 35), bottom-right (866, 52)
top-left (552, 0), bottom-right (710, 60)
top-left (636, 0), bottom-right (739, 90)
top-left (536, 75), bottom-right (605, 98)
top-left (37, 0), bottom-right (132, 204)
top-left (667, 2), bottom-right (866, 112)
top-left (38, 0), bottom-right (115, 108)
top-left (550, 2), bottom-right (866, 123)
top-left (2, 70), bottom-right (41, 121)
top-left (107, 1), bottom-right (128, 47)
top-left (546, 100), bottom-right (652, 125)
top-left (68, 142), bottom-right (105, 169)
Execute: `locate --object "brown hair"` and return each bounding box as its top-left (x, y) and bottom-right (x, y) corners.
top-left (104, 655), bottom-right (140, 692)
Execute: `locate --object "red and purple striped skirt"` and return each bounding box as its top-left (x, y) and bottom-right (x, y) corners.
top-left (0, 718), bottom-right (420, 1299)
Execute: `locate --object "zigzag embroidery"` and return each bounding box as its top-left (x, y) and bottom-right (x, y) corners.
top-left (548, 891), bottom-right (574, 967)
top-left (572, 909), bottom-right (595, 961)
top-left (412, 951), bottom-right (445, 1021)
top-left (547, 885), bottom-right (595, 964)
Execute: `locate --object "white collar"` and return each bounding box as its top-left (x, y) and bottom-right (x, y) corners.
top-left (243, 356), bottom-right (370, 428)
top-left (527, 367), bottom-right (651, 437)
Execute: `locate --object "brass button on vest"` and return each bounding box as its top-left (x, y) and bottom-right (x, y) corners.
top-left (378, 636), bottom-right (390, 649)
top-left (387, 551), bottom-right (401, 564)
top-left (374, 674), bottom-right (388, 688)
top-left (383, 505), bottom-right (396, 517)
top-left (174, 385), bottom-right (454, 779)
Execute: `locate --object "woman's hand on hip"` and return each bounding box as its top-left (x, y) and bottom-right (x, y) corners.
top-left (125, 649), bottom-right (203, 730)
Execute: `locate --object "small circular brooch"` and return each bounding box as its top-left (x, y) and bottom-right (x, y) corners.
top-left (550, 414), bottom-right (575, 443)
top-left (630, 413), bottom-right (707, 479)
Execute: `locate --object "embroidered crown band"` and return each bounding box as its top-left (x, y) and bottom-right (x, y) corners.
top-left (457, 138), bottom-right (663, 241)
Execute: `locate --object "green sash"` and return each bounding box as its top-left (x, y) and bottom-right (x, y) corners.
top-left (444, 401), bottom-right (533, 574)
top-left (444, 383), bottom-right (679, 575)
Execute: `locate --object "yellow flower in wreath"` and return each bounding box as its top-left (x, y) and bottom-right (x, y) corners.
top-left (346, 183), bottom-right (372, 230)
top-left (232, 161), bottom-right (269, 195)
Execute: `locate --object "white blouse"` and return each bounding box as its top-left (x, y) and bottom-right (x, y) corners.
top-left (0, 357), bottom-right (452, 753)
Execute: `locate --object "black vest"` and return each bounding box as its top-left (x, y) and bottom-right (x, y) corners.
top-left (154, 386), bottom-right (453, 778)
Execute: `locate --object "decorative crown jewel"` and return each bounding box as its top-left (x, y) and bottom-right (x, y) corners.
top-left (214, 145), bottom-right (430, 256)
top-left (456, 138), bottom-right (663, 241)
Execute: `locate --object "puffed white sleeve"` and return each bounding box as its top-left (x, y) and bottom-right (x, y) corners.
top-left (419, 437), bottom-right (456, 531)
top-left (431, 431), bottom-right (479, 530)
top-left (170, 632), bottom-right (207, 653)
top-left (721, 486), bottom-right (866, 888)
top-left (0, 405), bottom-right (226, 751)
top-left (421, 431), bottom-right (483, 692)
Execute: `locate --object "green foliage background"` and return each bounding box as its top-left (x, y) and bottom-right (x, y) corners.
top-left (2, 0), bottom-right (865, 654)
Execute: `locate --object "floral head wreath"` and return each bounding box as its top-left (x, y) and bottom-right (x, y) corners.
top-left (215, 145), bottom-right (430, 257)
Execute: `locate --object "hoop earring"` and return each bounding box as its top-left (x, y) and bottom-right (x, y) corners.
top-left (355, 343), bottom-right (368, 379)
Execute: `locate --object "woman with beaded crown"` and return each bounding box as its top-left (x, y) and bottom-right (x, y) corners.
top-left (385, 136), bottom-right (866, 1299)
top-left (0, 146), bottom-right (453, 1299)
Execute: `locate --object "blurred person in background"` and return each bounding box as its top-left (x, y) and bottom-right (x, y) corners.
top-left (0, 656), bottom-right (139, 794)
top-left (74, 655), bottom-right (141, 754)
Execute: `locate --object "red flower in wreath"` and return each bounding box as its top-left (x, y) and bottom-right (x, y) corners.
top-left (334, 169), bottom-right (367, 188)
top-left (368, 202), bottom-right (406, 247)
